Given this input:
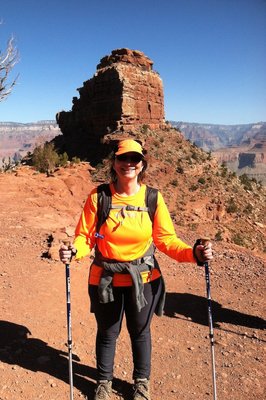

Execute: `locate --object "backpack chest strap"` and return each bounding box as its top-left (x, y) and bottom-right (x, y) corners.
top-left (110, 205), bottom-right (149, 212)
top-left (110, 205), bottom-right (149, 219)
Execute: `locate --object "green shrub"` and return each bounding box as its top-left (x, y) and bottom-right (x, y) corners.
top-left (198, 177), bottom-right (206, 185)
top-left (215, 230), bottom-right (223, 241)
top-left (232, 233), bottom-right (245, 246)
top-left (239, 174), bottom-right (253, 191)
top-left (221, 163), bottom-right (228, 177)
top-left (59, 152), bottom-right (69, 167)
top-left (71, 156), bottom-right (81, 164)
top-left (141, 124), bottom-right (149, 134)
top-left (176, 165), bottom-right (184, 174)
top-left (189, 223), bottom-right (198, 231)
top-left (243, 203), bottom-right (253, 214)
top-left (32, 143), bottom-right (59, 173)
top-left (191, 151), bottom-right (199, 161)
top-left (226, 198), bottom-right (238, 213)
top-left (189, 184), bottom-right (198, 192)
top-left (170, 179), bottom-right (178, 187)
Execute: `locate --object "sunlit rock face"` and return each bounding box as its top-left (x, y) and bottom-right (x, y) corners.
top-left (56, 48), bottom-right (165, 161)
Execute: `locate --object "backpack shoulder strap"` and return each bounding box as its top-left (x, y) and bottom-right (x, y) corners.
top-left (96, 184), bottom-right (158, 234)
top-left (145, 186), bottom-right (158, 224)
top-left (96, 183), bottom-right (112, 235)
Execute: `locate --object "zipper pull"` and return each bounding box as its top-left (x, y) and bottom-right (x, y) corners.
top-left (95, 232), bottom-right (105, 239)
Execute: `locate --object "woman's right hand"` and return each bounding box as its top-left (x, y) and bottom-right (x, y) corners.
top-left (59, 243), bottom-right (77, 264)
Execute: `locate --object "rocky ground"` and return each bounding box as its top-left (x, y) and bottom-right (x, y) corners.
top-left (0, 160), bottom-right (265, 400)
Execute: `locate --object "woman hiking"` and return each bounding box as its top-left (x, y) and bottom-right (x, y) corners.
top-left (59, 139), bottom-right (213, 400)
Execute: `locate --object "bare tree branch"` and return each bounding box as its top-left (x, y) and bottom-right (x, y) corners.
top-left (0, 35), bottom-right (20, 101)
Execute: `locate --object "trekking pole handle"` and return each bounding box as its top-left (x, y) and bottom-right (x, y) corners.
top-left (200, 237), bottom-right (211, 247)
top-left (62, 240), bottom-right (77, 262)
top-left (193, 237), bottom-right (211, 266)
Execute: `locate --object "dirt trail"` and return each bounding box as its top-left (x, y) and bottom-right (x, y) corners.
top-left (0, 166), bottom-right (265, 400)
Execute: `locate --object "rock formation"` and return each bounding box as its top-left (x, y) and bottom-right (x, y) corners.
top-left (56, 48), bottom-right (165, 162)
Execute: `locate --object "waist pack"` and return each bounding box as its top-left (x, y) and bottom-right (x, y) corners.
top-left (94, 243), bottom-right (156, 312)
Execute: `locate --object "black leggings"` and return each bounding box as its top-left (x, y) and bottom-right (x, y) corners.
top-left (89, 277), bottom-right (163, 381)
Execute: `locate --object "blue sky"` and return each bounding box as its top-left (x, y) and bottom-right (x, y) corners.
top-left (0, 0), bottom-right (265, 124)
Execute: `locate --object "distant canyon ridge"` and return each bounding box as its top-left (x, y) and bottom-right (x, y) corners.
top-left (1, 47), bottom-right (265, 182)
top-left (1, 120), bottom-right (265, 183)
top-left (171, 121), bottom-right (266, 183)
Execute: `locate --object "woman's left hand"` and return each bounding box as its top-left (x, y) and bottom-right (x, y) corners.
top-left (194, 241), bottom-right (213, 265)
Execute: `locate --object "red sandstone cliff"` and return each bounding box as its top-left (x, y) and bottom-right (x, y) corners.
top-left (56, 48), bottom-right (165, 162)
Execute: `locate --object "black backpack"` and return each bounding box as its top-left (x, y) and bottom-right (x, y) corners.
top-left (95, 183), bottom-right (158, 237)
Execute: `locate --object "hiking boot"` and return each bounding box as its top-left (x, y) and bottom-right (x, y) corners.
top-left (94, 380), bottom-right (112, 400)
top-left (133, 378), bottom-right (150, 400)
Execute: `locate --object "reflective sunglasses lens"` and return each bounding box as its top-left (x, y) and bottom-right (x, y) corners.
top-left (117, 155), bottom-right (142, 163)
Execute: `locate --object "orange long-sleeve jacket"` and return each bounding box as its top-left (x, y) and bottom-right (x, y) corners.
top-left (74, 183), bottom-right (196, 286)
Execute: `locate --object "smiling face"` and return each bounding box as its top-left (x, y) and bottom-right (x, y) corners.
top-left (113, 152), bottom-right (144, 182)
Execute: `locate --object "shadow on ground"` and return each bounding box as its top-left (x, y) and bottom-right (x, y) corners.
top-left (0, 320), bottom-right (132, 399)
top-left (164, 292), bottom-right (266, 331)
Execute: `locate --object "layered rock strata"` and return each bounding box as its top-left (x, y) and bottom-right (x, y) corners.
top-left (56, 48), bottom-right (165, 161)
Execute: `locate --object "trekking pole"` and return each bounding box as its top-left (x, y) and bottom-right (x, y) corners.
top-left (63, 240), bottom-right (74, 400)
top-left (201, 238), bottom-right (217, 400)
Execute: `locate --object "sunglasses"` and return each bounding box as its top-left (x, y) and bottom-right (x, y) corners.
top-left (116, 154), bottom-right (143, 163)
